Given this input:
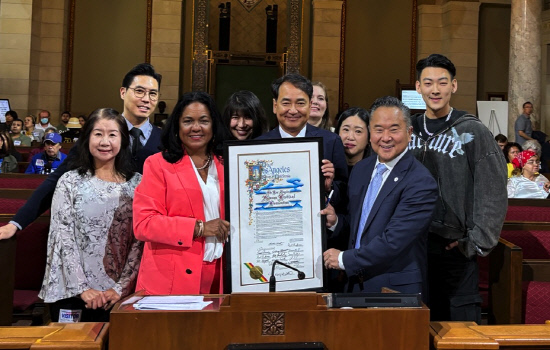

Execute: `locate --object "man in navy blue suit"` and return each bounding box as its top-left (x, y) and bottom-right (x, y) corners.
top-left (322, 96), bottom-right (437, 298)
top-left (257, 73), bottom-right (348, 198)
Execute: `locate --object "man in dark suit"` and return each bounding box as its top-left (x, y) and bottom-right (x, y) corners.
top-left (0, 63), bottom-right (162, 240)
top-left (257, 73), bottom-right (348, 196)
top-left (322, 96), bottom-right (437, 298)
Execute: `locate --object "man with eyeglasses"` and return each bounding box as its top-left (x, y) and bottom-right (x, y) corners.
top-left (0, 63), bottom-right (163, 240)
top-left (120, 63), bottom-right (162, 174)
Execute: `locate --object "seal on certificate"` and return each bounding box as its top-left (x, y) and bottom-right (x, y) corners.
top-left (249, 266), bottom-right (264, 280)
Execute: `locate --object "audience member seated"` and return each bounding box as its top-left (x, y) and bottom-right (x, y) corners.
top-left (27, 127), bottom-right (55, 161)
top-left (34, 110), bottom-right (54, 131)
top-left (23, 114), bottom-right (44, 143)
top-left (507, 150), bottom-right (550, 199)
top-left (56, 111), bottom-right (71, 133)
top-left (133, 92), bottom-right (229, 295)
top-left (307, 81), bottom-right (332, 130)
top-left (495, 133), bottom-right (507, 150)
top-left (78, 114), bottom-right (87, 127)
top-left (10, 119), bottom-right (32, 147)
top-left (0, 131), bottom-right (18, 173)
top-left (39, 108), bottom-right (143, 323)
top-left (25, 133), bottom-right (66, 174)
top-left (222, 90), bottom-right (268, 140)
top-left (503, 142), bottom-right (522, 178)
top-left (62, 117), bottom-right (82, 143)
top-left (522, 139), bottom-right (550, 173)
top-left (4, 110), bottom-right (16, 130)
top-left (336, 107), bottom-right (370, 174)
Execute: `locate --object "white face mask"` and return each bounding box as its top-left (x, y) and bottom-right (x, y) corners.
top-left (41, 118), bottom-right (49, 124)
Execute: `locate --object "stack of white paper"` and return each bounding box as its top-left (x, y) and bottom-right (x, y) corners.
top-left (134, 295), bottom-right (212, 310)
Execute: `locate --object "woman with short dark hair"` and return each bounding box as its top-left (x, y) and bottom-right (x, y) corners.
top-left (335, 107), bottom-right (370, 174)
top-left (222, 90), bottom-right (268, 140)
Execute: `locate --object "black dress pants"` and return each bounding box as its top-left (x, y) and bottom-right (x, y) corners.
top-left (427, 233), bottom-right (482, 323)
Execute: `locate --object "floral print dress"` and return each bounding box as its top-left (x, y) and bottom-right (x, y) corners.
top-left (39, 170), bottom-right (143, 302)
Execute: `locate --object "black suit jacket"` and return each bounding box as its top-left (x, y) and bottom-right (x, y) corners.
top-left (257, 124), bottom-right (348, 184)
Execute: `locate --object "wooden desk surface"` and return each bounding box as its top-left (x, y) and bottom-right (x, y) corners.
top-left (0, 322), bottom-right (108, 350)
top-left (110, 292), bottom-right (430, 350)
top-left (431, 321), bottom-right (550, 349)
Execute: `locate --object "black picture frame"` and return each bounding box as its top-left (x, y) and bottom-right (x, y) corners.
top-left (223, 137), bottom-right (327, 293)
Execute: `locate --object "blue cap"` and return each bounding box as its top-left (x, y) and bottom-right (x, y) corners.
top-left (44, 132), bottom-right (62, 144)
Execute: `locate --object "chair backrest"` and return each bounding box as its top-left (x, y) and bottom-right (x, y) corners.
top-left (13, 220), bottom-right (49, 290)
top-left (0, 174), bottom-right (47, 188)
top-left (506, 199), bottom-right (550, 222)
top-left (522, 280), bottom-right (550, 324)
top-left (500, 228), bottom-right (550, 259)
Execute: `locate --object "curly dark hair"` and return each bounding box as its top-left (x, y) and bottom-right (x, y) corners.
top-left (161, 91), bottom-right (226, 163)
top-left (503, 142), bottom-right (522, 164)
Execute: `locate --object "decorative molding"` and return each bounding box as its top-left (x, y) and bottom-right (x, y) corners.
top-left (238, 0), bottom-right (263, 12)
top-left (65, 0), bottom-right (76, 111)
top-left (192, 0), bottom-right (209, 91)
top-left (146, 0), bottom-right (152, 63)
top-left (286, 0), bottom-right (301, 74)
top-left (339, 0), bottom-right (347, 112)
top-left (262, 312), bottom-right (285, 335)
top-left (410, 0), bottom-right (417, 84)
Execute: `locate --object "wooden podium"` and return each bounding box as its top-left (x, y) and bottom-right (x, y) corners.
top-left (109, 292), bottom-right (429, 350)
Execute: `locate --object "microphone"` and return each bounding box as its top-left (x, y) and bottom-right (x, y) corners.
top-left (269, 259), bottom-right (306, 292)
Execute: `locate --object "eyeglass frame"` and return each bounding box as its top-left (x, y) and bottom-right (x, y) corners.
top-left (127, 87), bottom-right (160, 101)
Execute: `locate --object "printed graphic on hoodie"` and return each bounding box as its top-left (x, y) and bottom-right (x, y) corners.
top-left (409, 127), bottom-right (475, 158)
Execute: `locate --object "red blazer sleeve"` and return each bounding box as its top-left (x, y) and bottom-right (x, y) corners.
top-left (133, 153), bottom-right (199, 248)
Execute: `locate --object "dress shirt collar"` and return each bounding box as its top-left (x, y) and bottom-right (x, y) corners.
top-left (124, 116), bottom-right (152, 145)
top-left (279, 124), bottom-right (307, 138)
top-left (374, 148), bottom-right (408, 174)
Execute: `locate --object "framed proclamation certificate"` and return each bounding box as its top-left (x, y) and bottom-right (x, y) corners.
top-left (224, 138), bottom-right (326, 293)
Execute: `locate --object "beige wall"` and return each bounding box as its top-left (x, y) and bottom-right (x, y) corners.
top-left (343, 0), bottom-right (413, 111)
top-left (0, 0), bottom-right (33, 115)
top-left (417, 1), bottom-right (480, 114)
top-left (70, 0), bottom-right (147, 117)
top-left (0, 0), bottom-right (67, 123)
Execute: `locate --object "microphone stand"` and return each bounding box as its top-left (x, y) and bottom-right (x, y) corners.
top-left (269, 260), bottom-right (306, 292)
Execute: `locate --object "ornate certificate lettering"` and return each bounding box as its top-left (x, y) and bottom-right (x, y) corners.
top-left (224, 138), bottom-right (325, 292)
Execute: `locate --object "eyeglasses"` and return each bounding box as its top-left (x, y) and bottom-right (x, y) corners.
top-left (526, 160), bottom-right (541, 165)
top-left (127, 87), bottom-right (159, 101)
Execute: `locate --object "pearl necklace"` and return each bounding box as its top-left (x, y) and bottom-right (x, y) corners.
top-left (195, 154), bottom-right (211, 171)
top-left (423, 107), bottom-right (453, 137)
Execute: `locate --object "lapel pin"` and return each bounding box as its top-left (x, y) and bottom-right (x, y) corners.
top-left (394, 177), bottom-right (398, 182)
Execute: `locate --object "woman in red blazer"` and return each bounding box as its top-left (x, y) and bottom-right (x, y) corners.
top-left (133, 92), bottom-right (230, 295)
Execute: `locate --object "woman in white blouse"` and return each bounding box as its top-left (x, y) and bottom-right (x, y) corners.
top-left (39, 108), bottom-right (142, 322)
top-left (507, 150), bottom-right (550, 199)
top-left (133, 92), bottom-right (230, 295)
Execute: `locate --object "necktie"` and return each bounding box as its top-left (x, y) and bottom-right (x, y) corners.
top-left (130, 127), bottom-right (143, 156)
top-left (355, 163), bottom-right (388, 249)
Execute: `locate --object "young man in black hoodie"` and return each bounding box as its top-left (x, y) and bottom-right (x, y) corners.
top-left (409, 54), bottom-right (507, 322)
